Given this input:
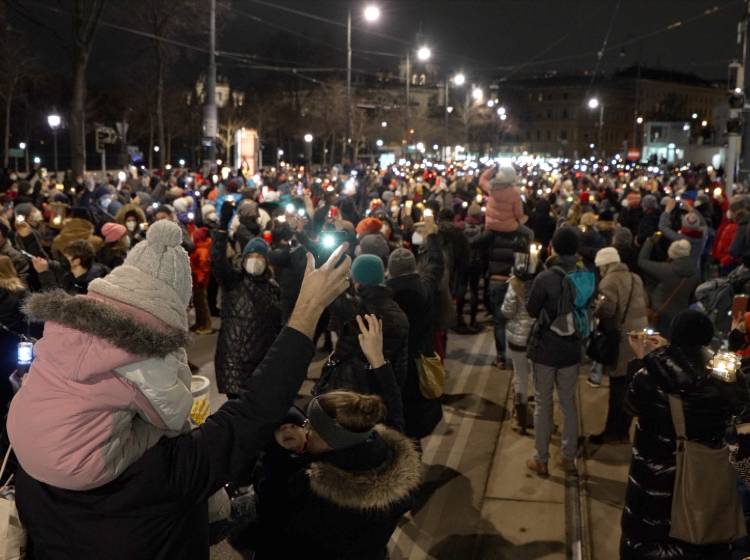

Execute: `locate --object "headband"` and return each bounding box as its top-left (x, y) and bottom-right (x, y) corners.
top-left (307, 397), bottom-right (374, 450)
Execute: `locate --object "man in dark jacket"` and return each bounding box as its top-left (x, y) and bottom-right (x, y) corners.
top-left (472, 225), bottom-right (530, 367)
top-left (526, 226), bottom-right (583, 477)
top-left (387, 223), bottom-right (445, 440)
top-left (31, 239), bottom-right (109, 295)
top-left (9, 242), bottom-right (353, 560)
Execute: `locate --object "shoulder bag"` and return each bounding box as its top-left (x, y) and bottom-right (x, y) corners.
top-left (0, 446), bottom-right (25, 560)
top-left (586, 273), bottom-right (634, 367)
top-left (667, 394), bottom-right (746, 544)
top-left (416, 353), bottom-right (446, 400)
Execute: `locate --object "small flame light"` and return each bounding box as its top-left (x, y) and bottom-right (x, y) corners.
top-left (709, 351), bottom-right (741, 383)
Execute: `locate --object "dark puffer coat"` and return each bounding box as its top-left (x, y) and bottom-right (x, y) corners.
top-left (250, 426), bottom-right (422, 560)
top-left (621, 345), bottom-right (750, 560)
top-left (212, 231), bottom-right (282, 395)
top-left (387, 234), bottom-right (445, 439)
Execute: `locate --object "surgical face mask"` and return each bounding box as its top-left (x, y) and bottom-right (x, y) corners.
top-left (244, 257), bottom-right (266, 276)
top-left (126, 220), bottom-right (137, 232)
top-left (412, 232), bottom-right (424, 246)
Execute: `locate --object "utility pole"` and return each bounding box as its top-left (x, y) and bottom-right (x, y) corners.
top-left (405, 51), bottom-right (411, 145)
top-left (739, 0), bottom-right (750, 184)
top-left (346, 6), bottom-right (352, 165)
top-left (202, 0), bottom-right (218, 174)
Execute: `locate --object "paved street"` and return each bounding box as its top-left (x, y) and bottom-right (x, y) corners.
top-left (187, 316), bottom-right (631, 560)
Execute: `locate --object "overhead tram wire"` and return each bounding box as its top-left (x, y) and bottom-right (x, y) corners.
top-left (586, 0), bottom-right (623, 95)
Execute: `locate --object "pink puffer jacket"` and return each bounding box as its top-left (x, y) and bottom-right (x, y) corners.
top-left (485, 185), bottom-right (525, 233)
top-left (7, 290), bottom-right (192, 491)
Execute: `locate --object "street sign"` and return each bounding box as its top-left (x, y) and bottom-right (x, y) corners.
top-left (7, 148), bottom-right (23, 158)
top-left (627, 148), bottom-right (641, 161)
top-left (95, 127), bottom-right (117, 153)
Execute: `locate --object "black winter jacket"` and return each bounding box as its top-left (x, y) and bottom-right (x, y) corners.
top-left (268, 243), bottom-right (308, 324)
top-left (621, 345), bottom-right (750, 560)
top-left (526, 255), bottom-right (583, 368)
top-left (13, 327), bottom-right (314, 560)
top-left (251, 426), bottom-right (421, 560)
top-left (212, 231), bottom-right (282, 395)
top-left (472, 228), bottom-right (529, 278)
top-left (387, 234), bottom-right (445, 439)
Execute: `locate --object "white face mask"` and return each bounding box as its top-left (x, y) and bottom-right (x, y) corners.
top-left (244, 258), bottom-right (266, 276)
top-left (126, 220), bottom-right (137, 232)
top-left (411, 232), bottom-right (424, 246)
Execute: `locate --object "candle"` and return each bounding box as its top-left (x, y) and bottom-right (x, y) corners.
top-left (710, 351), bottom-right (740, 383)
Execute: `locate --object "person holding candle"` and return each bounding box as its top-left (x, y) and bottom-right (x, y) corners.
top-left (620, 309), bottom-right (750, 559)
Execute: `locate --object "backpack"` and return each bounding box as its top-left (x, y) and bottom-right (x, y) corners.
top-left (547, 266), bottom-right (596, 338)
top-left (694, 278), bottom-right (734, 335)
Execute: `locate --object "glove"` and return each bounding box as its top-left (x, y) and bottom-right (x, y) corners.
top-left (220, 201), bottom-right (235, 230)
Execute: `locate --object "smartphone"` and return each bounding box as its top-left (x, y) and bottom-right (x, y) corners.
top-left (732, 294), bottom-right (749, 323)
top-left (17, 341), bottom-right (33, 366)
top-left (19, 249), bottom-right (34, 260)
top-left (318, 231), bottom-right (348, 262)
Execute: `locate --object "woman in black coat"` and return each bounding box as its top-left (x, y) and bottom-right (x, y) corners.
top-left (212, 231), bottom-right (281, 398)
top-left (621, 310), bottom-right (750, 560)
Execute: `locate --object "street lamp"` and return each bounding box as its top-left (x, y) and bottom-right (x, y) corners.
top-left (417, 46), bottom-right (431, 62)
top-left (376, 139), bottom-right (384, 147)
top-left (47, 113), bottom-right (61, 173)
top-left (18, 142), bottom-right (26, 150)
top-left (587, 97), bottom-right (604, 155)
top-left (636, 116), bottom-right (644, 124)
top-left (346, 4), bottom-right (381, 163)
top-left (453, 73), bottom-right (466, 86)
top-left (304, 133), bottom-right (313, 164)
top-left (472, 87), bottom-right (483, 102)
top-left (405, 45), bottom-right (431, 144)
top-left (496, 106), bottom-right (506, 116)
top-left (363, 5), bottom-right (380, 22)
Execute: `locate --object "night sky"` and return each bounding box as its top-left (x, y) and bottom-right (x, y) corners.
top-left (11, 0), bottom-right (746, 90)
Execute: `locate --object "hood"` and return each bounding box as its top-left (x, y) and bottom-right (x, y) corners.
top-left (115, 203), bottom-right (147, 225)
top-left (23, 290), bottom-right (187, 358)
top-left (307, 426), bottom-right (422, 511)
top-left (602, 261), bottom-right (629, 277)
top-left (642, 345), bottom-right (712, 395)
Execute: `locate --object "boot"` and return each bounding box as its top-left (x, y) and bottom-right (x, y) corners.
top-left (515, 403), bottom-right (528, 435)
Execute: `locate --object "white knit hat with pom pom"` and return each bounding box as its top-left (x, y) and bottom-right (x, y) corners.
top-left (88, 220), bottom-right (192, 331)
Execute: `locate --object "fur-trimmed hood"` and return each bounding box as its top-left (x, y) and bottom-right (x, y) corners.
top-left (307, 426), bottom-right (422, 511)
top-left (24, 290), bottom-right (187, 357)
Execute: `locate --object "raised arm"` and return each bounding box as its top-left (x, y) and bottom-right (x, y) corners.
top-left (168, 245), bottom-right (352, 503)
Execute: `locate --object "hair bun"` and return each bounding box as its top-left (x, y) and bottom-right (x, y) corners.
top-left (352, 394), bottom-right (385, 428)
top-left (146, 219), bottom-right (183, 249)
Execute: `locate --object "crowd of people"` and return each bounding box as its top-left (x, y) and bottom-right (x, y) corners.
top-left (2, 154), bottom-right (750, 558)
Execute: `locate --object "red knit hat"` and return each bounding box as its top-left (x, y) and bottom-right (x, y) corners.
top-left (356, 217), bottom-right (383, 237)
top-left (579, 192), bottom-right (590, 204)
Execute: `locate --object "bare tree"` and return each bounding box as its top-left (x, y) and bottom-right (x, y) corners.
top-left (0, 8), bottom-right (37, 167)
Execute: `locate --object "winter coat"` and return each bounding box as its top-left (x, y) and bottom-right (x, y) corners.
top-left (486, 184), bottom-right (524, 233)
top-left (636, 209), bottom-right (661, 246)
top-left (731, 214), bottom-right (750, 261)
top-left (658, 211), bottom-right (707, 273)
top-left (7, 290), bottom-right (192, 491)
top-left (268, 243), bottom-right (308, 324)
top-left (0, 238), bottom-right (29, 287)
top-left (525, 255), bottom-right (583, 368)
top-left (595, 263), bottom-right (647, 376)
top-left (618, 205), bottom-right (644, 237)
top-left (251, 426), bottom-right (422, 560)
top-left (96, 242), bottom-right (127, 270)
top-left (620, 345), bottom-right (750, 559)
top-left (190, 228), bottom-right (212, 290)
top-left (578, 227), bottom-right (606, 271)
top-left (472, 228), bottom-right (530, 279)
top-left (0, 286), bottom-right (26, 412)
top-left (529, 199), bottom-right (556, 250)
top-left (501, 276), bottom-right (535, 350)
top-left (329, 285), bottom-right (410, 388)
top-left (11, 326), bottom-right (315, 559)
top-left (212, 231), bottom-right (282, 395)
top-left (714, 220), bottom-right (739, 268)
top-left (638, 238), bottom-right (699, 337)
top-left (38, 261), bottom-right (110, 295)
top-left (387, 234), bottom-right (444, 439)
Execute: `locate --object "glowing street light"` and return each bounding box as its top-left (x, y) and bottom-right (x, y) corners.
top-left (472, 87), bottom-right (483, 102)
top-left (154, 145), bottom-right (160, 152)
top-left (587, 97), bottom-right (600, 110)
top-left (496, 106), bottom-right (506, 116)
top-left (376, 139), bottom-right (384, 147)
top-left (417, 46), bottom-right (431, 62)
top-left (363, 4), bottom-right (380, 22)
top-left (453, 73), bottom-right (466, 86)
top-left (179, 158), bottom-right (186, 166)
top-left (636, 116), bottom-right (644, 124)
top-left (701, 120), bottom-right (709, 127)
top-left (487, 99), bottom-right (495, 108)
top-left (381, 121), bottom-right (388, 128)
top-left (47, 113), bottom-right (61, 172)
top-left (692, 113), bottom-right (699, 119)
top-left (683, 123), bottom-right (691, 131)
top-left (500, 114), bottom-right (508, 121)
top-left (446, 106), bottom-right (454, 114)
top-left (304, 133), bottom-right (314, 143)
top-left (18, 142), bottom-right (26, 150)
